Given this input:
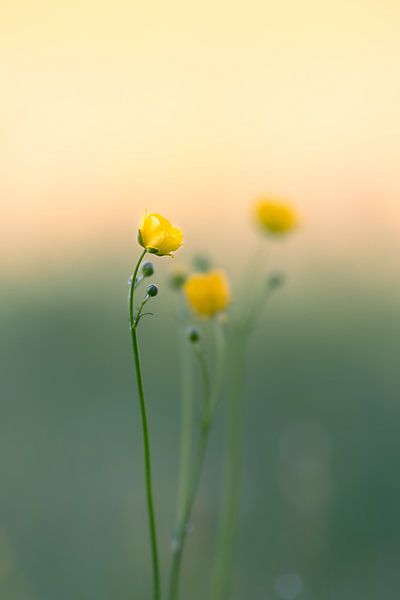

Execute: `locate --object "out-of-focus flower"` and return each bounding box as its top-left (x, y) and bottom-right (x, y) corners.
top-left (184, 270), bottom-right (230, 317)
top-left (138, 212), bottom-right (183, 256)
top-left (192, 254), bottom-right (212, 273)
top-left (255, 198), bottom-right (298, 235)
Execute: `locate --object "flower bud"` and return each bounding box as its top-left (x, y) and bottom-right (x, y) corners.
top-left (146, 284), bottom-right (159, 297)
top-left (192, 254), bottom-right (211, 273)
top-left (187, 327), bottom-right (200, 343)
top-left (268, 272), bottom-right (285, 290)
top-left (142, 262), bottom-right (154, 277)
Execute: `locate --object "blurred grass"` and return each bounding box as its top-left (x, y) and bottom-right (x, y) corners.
top-left (1, 258), bottom-right (399, 600)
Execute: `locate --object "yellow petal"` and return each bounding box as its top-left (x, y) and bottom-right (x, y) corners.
top-left (138, 212), bottom-right (183, 255)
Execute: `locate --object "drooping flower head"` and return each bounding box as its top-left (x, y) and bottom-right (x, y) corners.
top-left (184, 270), bottom-right (231, 318)
top-left (255, 198), bottom-right (298, 235)
top-left (138, 212), bottom-right (183, 256)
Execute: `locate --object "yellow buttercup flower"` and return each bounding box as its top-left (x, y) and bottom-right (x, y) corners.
top-left (255, 198), bottom-right (298, 235)
top-left (184, 270), bottom-right (231, 317)
top-left (138, 212), bottom-right (183, 256)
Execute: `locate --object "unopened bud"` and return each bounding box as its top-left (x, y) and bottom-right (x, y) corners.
top-left (268, 272), bottom-right (285, 290)
top-left (146, 284), bottom-right (158, 297)
top-left (187, 327), bottom-right (200, 343)
top-left (192, 254), bottom-right (211, 273)
top-left (142, 262), bottom-right (154, 277)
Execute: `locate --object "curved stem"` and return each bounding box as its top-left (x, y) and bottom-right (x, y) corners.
top-left (168, 320), bottom-right (225, 600)
top-left (129, 249), bottom-right (147, 327)
top-left (129, 249), bottom-right (161, 600)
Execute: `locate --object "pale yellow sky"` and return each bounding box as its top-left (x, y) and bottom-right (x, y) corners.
top-left (1, 0), bottom-right (400, 272)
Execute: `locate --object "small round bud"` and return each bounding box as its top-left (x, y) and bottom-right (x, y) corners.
top-left (146, 284), bottom-right (158, 297)
top-left (187, 327), bottom-right (200, 343)
top-left (268, 272), bottom-right (285, 289)
top-left (192, 254), bottom-right (211, 273)
top-left (142, 262), bottom-right (154, 277)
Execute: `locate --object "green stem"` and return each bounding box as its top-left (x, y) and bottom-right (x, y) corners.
top-left (243, 286), bottom-right (274, 332)
top-left (175, 304), bottom-right (195, 523)
top-left (211, 247), bottom-right (281, 599)
top-left (168, 320), bottom-right (225, 600)
top-left (168, 419), bottom-right (210, 600)
top-left (129, 249), bottom-right (161, 600)
top-left (239, 244), bottom-right (272, 330)
top-left (211, 327), bottom-right (245, 600)
top-left (129, 249), bottom-right (147, 325)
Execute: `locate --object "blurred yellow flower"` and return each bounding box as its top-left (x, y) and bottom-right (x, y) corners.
top-left (184, 270), bottom-right (231, 317)
top-left (255, 198), bottom-right (298, 235)
top-left (138, 212), bottom-right (183, 256)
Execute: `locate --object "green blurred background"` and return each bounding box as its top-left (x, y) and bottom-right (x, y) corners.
top-left (2, 0), bottom-right (400, 597)
top-left (1, 234), bottom-right (399, 599)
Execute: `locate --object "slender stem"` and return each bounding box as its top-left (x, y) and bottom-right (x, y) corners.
top-left (239, 244), bottom-right (272, 330)
top-left (210, 319), bottom-right (226, 416)
top-left (175, 302), bottom-right (195, 523)
top-left (130, 329), bottom-right (161, 600)
top-left (129, 249), bottom-right (147, 326)
top-left (168, 320), bottom-right (225, 600)
top-left (168, 419), bottom-right (210, 600)
top-left (211, 246), bottom-right (282, 599)
top-left (129, 249), bottom-right (161, 600)
top-left (211, 327), bottom-right (246, 600)
top-left (243, 286), bottom-right (275, 332)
